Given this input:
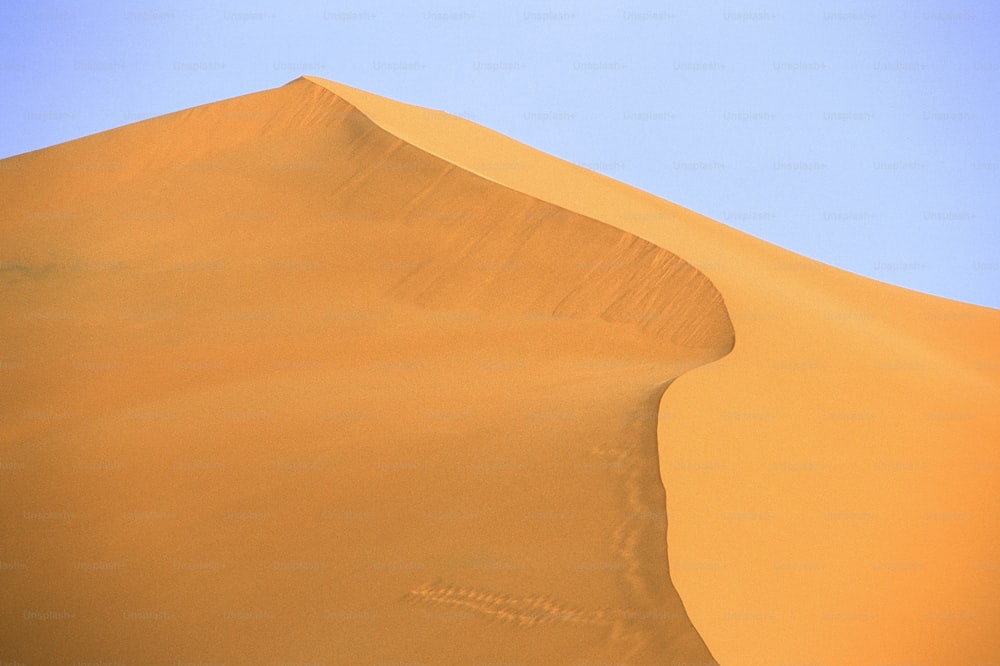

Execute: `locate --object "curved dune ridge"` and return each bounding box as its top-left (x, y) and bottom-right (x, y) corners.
top-left (1, 77), bottom-right (733, 664)
top-left (304, 77), bottom-right (1000, 665)
top-left (1, 76), bottom-right (998, 664)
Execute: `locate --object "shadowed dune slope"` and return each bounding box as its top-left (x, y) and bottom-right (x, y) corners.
top-left (306, 76), bottom-right (1000, 664)
top-left (1, 78), bottom-right (734, 664)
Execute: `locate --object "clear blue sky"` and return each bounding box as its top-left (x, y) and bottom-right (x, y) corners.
top-left (2, 0), bottom-right (997, 308)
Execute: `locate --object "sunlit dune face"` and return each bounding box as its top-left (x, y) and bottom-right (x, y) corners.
top-left (0, 79), bottom-right (732, 664)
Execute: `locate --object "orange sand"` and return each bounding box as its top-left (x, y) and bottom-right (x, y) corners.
top-left (1, 76), bottom-right (997, 664)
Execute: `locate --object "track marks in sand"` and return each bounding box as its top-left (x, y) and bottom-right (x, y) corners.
top-left (403, 579), bottom-right (614, 627)
top-left (400, 388), bottom-right (704, 662)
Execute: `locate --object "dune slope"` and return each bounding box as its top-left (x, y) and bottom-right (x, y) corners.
top-left (0, 78), bottom-right (734, 664)
top-left (306, 77), bottom-right (1000, 664)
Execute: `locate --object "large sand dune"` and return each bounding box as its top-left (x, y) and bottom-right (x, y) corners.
top-left (1, 76), bottom-right (998, 664)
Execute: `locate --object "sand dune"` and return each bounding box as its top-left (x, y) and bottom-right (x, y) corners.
top-left (1, 76), bottom-right (997, 664)
top-left (1, 78), bottom-right (728, 664)
top-left (309, 77), bottom-right (1000, 665)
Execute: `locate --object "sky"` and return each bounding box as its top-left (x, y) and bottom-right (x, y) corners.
top-left (2, 0), bottom-right (997, 308)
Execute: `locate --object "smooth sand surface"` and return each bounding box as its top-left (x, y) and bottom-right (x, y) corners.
top-left (1, 76), bottom-right (997, 664)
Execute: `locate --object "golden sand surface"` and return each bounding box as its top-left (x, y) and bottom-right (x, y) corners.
top-left (1, 76), bottom-right (997, 664)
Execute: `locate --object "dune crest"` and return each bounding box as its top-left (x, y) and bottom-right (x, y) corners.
top-left (300, 75), bottom-right (1000, 665)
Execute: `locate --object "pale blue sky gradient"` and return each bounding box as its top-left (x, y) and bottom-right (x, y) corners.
top-left (2, 0), bottom-right (997, 307)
